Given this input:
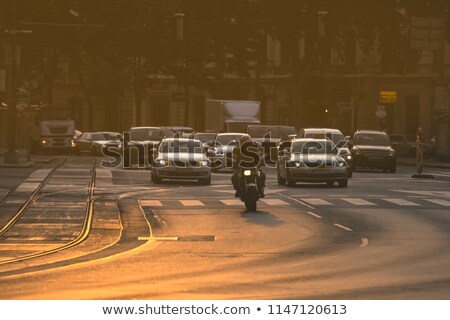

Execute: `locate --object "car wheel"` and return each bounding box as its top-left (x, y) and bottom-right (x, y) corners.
top-left (389, 165), bottom-right (396, 173)
top-left (287, 173), bottom-right (295, 187)
top-left (327, 181), bottom-right (334, 187)
top-left (338, 179), bottom-right (348, 188)
top-left (277, 168), bottom-right (286, 185)
top-left (199, 177), bottom-right (211, 185)
top-left (152, 171), bottom-right (161, 184)
top-left (383, 167), bottom-right (389, 173)
top-left (347, 168), bottom-right (353, 178)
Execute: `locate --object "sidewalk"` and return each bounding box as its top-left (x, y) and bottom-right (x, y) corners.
top-left (397, 156), bottom-right (450, 169)
top-left (0, 154), bottom-right (55, 168)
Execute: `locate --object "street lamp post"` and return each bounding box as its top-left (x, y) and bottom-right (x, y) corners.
top-left (4, 28), bottom-right (19, 163)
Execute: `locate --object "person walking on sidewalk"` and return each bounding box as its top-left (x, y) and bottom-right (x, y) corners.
top-left (416, 127), bottom-right (423, 175)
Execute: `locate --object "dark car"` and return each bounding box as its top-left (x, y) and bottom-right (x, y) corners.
top-left (277, 138), bottom-right (349, 187)
top-left (247, 125), bottom-right (281, 164)
top-left (72, 131), bottom-right (122, 156)
top-left (389, 134), bottom-right (432, 158)
top-left (124, 126), bottom-right (174, 168)
top-left (349, 130), bottom-right (396, 173)
top-left (194, 132), bottom-right (218, 152)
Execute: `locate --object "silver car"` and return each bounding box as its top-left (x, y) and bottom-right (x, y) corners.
top-left (151, 138), bottom-right (212, 184)
top-left (277, 138), bottom-right (349, 187)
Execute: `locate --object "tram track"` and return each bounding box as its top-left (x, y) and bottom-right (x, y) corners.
top-left (0, 159), bottom-right (97, 265)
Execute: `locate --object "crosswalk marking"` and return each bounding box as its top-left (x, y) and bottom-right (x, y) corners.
top-left (180, 200), bottom-right (205, 207)
top-left (425, 199), bottom-right (450, 207)
top-left (220, 199), bottom-right (242, 206)
top-left (140, 200), bottom-right (163, 207)
top-left (261, 199), bottom-right (289, 206)
top-left (137, 197), bottom-right (450, 208)
top-left (302, 198), bottom-right (332, 206)
top-left (341, 198), bottom-right (376, 206)
top-left (383, 198), bottom-right (420, 206)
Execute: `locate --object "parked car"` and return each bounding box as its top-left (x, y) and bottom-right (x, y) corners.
top-left (207, 133), bottom-right (248, 171)
top-left (349, 130), bottom-right (396, 173)
top-left (277, 138), bottom-right (349, 187)
top-left (125, 126), bottom-right (174, 167)
top-left (389, 134), bottom-right (432, 158)
top-left (72, 131), bottom-right (122, 155)
top-left (151, 137), bottom-right (211, 184)
top-left (298, 128), bottom-right (353, 177)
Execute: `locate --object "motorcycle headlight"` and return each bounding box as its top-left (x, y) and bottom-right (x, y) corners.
top-left (243, 170), bottom-right (252, 176)
top-left (198, 160), bottom-right (209, 167)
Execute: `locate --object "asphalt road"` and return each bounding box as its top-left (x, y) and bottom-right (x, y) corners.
top-left (0, 156), bottom-right (449, 299)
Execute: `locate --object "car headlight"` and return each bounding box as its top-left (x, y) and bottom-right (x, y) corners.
top-left (287, 161), bottom-right (302, 167)
top-left (388, 150), bottom-right (395, 157)
top-left (198, 160), bottom-right (209, 167)
top-left (41, 139), bottom-right (48, 145)
top-left (346, 155), bottom-right (352, 160)
top-left (352, 149), bottom-right (362, 155)
top-left (243, 170), bottom-right (252, 176)
top-left (335, 161), bottom-right (346, 167)
top-left (157, 159), bottom-right (168, 166)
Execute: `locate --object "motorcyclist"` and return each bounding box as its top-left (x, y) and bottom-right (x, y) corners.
top-left (231, 134), bottom-right (266, 198)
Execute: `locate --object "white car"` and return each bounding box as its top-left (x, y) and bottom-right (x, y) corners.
top-left (151, 138), bottom-right (212, 184)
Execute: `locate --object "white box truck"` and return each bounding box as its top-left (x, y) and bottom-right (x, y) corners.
top-left (204, 99), bottom-right (260, 133)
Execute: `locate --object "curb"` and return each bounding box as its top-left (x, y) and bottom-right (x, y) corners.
top-left (397, 160), bottom-right (450, 170)
top-left (0, 161), bottom-right (34, 168)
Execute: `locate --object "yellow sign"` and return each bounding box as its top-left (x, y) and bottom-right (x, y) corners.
top-left (380, 91), bottom-right (397, 104)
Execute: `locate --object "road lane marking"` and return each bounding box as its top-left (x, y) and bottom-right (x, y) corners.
top-left (140, 200), bottom-right (163, 207)
top-left (307, 211), bottom-right (323, 219)
top-left (425, 199), bottom-right (450, 207)
top-left (383, 198), bottom-right (420, 206)
top-left (261, 199), bottom-right (289, 206)
top-left (302, 198), bottom-right (332, 206)
top-left (341, 198), bottom-right (376, 206)
top-left (278, 194), bottom-right (316, 209)
top-left (220, 199), bottom-right (242, 206)
top-left (334, 224), bottom-right (353, 232)
top-left (360, 238), bottom-right (369, 247)
top-left (179, 200), bottom-right (205, 207)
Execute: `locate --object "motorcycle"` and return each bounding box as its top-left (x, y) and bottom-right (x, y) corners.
top-left (238, 167), bottom-right (261, 212)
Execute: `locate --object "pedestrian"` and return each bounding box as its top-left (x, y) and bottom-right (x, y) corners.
top-left (416, 127), bottom-right (423, 175)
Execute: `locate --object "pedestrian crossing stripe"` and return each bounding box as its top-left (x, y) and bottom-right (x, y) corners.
top-left (138, 197), bottom-right (450, 208)
top-left (424, 199), bottom-right (450, 206)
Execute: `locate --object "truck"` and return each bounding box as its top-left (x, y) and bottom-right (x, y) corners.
top-left (30, 105), bottom-right (75, 153)
top-left (204, 99), bottom-right (260, 133)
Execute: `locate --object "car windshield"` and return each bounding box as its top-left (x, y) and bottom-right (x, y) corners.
top-left (354, 133), bottom-right (390, 146)
top-left (291, 140), bottom-right (337, 155)
top-left (216, 134), bottom-right (243, 145)
top-left (159, 140), bottom-right (204, 153)
top-left (248, 126), bottom-right (280, 138)
top-left (104, 132), bottom-right (122, 140)
top-left (304, 131), bottom-right (344, 145)
top-left (130, 128), bottom-right (164, 141)
top-left (91, 133), bottom-right (108, 141)
top-left (196, 134), bottom-right (216, 143)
